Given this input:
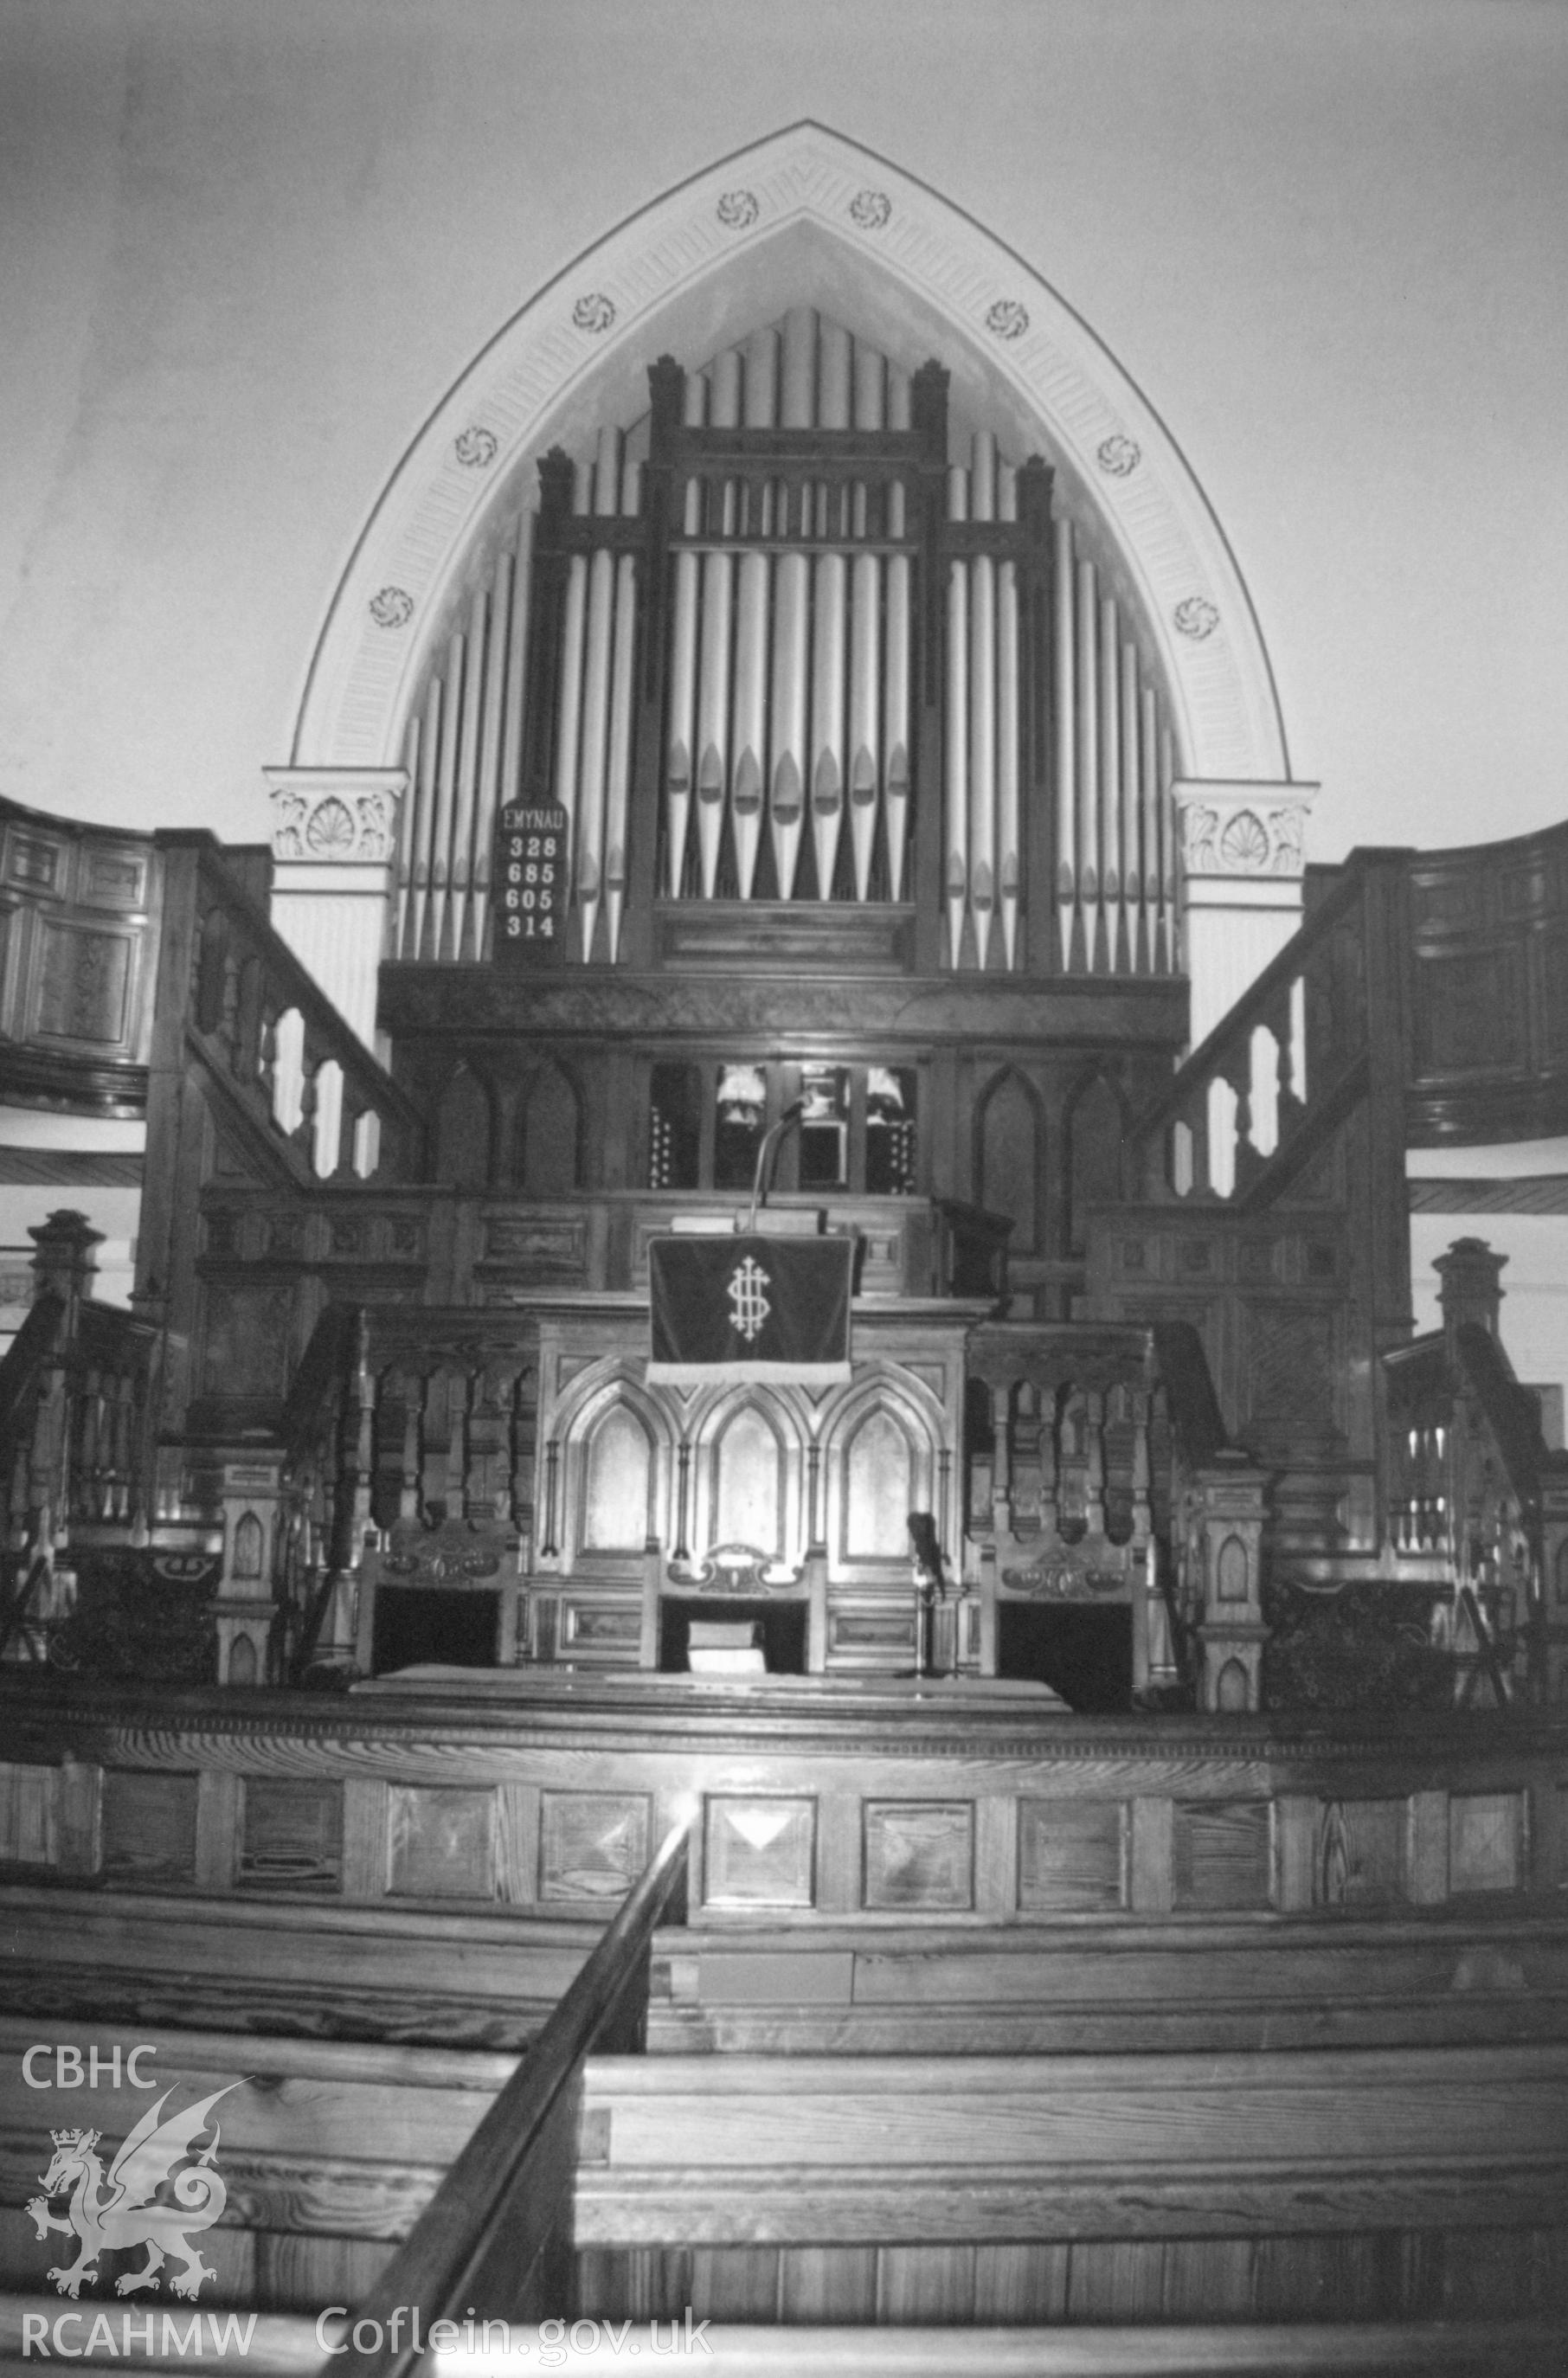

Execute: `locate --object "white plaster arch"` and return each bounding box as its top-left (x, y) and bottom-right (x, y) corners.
top-left (292, 121), bottom-right (1289, 787)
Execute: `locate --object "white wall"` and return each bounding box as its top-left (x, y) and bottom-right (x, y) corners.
top-left (2, 0), bottom-right (1565, 866)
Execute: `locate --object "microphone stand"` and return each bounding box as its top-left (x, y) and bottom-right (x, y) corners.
top-left (746, 1098), bottom-right (806, 1232)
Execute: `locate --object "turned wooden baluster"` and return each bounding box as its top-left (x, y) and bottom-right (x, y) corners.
top-left (259, 1006), bottom-right (280, 1122)
top-left (1038, 1379), bottom-right (1061, 1541)
top-left (1128, 1385), bottom-right (1154, 1548)
top-left (1083, 1386), bottom-right (1109, 1539)
top-left (989, 1379), bottom-right (1013, 1534)
top-left (1224, 1044), bottom-right (1258, 1194)
top-left (294, 1050), bottom-right (320, 1168)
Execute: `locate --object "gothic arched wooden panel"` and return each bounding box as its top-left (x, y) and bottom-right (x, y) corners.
top-left (842, 1406), bottom-right (916, 1560)
top-left (582, 1403), bottom-right (653, 1552)
top-left (519, 1064), bottom-right (582, 1196)
top-left (1065, 1070), bottom-right (1127, 1256)
top-left (977, 1066), bottom-right (1044, 1256)
top-left (707, 1400), bottom-right (787, 1559)
top-left (435, 1065), bottom-right (492, 1188)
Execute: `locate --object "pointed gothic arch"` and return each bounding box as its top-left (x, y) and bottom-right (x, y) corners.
top-left (292, 123), bottom-right (1287, 790)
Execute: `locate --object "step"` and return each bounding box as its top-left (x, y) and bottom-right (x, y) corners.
top-left (1, 2302), bottom-right (1561, 2377)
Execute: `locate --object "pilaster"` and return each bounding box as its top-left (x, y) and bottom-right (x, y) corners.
top-left (264, 768), bottom-right (405, 1055)
top-left (1173, 780), bottom-right (1317, 1049)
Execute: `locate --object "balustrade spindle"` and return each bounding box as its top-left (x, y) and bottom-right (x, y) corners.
top-left (990, 1382), bottom-right (1013, 1533)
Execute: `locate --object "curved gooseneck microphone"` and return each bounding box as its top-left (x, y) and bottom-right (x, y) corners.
top-left (746, 1096), bottom-right (807, 1231)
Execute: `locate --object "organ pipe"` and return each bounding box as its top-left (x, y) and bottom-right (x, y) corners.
top-left (810, 550), bottom-right (847, 899)
top-left (818, 321), bottom-right (851, 429)
top-left (390, 310), bottom-right (1186, 987)
top-left (395, 712), bottom-right (420, 960)
top-left (769, 552), bottom-right (808, 899)
top-left (697, 542), bottom-right (734, 899)
top-left (968, 433), bottom-right (998, 971)
top-left (944, 465), bottom-right (968, 968)
top-left (575, 545), bottom-right (616, 959)
top-left (732, 550), bottom-right (769, 898)
top-left (1120, 640), bottom-right (1141, 973)
top-left (997, 462), bottom-right (1021, 970)
top-left (781, 307), bottom-right (815, 428)
top-left (884, 542), bottom-right (911, 903)
top-left (1053, 519), bottom-right (1076, 970)
top-left (665, 481), bottom-right (700, 895)
top-left (849, 549), bottom-right (881, 901)
top-left (448, 582), bottom-right (488, 961)
top-left (429, 630), bottom-right (462, 964)
top-left (1099, 593), bottom-right (1121, 975)
top-left (470, 543), bottom-right (515, 958)
top-left (1074, 559), bottom-right (1099, 969)
top-left (604, 540), bottom-right (638, 961)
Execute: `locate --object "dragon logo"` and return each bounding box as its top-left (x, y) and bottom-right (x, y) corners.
top-left (27, 2086), bottom-right (240, 2301)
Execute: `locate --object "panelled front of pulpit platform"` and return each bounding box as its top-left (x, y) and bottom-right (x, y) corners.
top-left (527, 1304), bottom-right (971, 1676)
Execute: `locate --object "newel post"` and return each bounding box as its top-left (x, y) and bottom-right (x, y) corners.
top-left (212, 1455), bottom-right (286, 1687)
top-left (1187, 1447), bottom-right (1269, 1712)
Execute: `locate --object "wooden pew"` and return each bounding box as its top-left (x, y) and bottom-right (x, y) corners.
top-left (575, 2044), bottom-right (1568, 2330)
top-left (0, 1885), bottom-right (601, 2048)
top-left (648, 1907), bottom-right (1568, 2055)
top-left (0, 2017), bottom-right (509, 2311)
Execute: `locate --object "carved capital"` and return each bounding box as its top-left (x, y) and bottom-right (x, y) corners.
top-left (1172, 781), bottom-right (1317, 882)
top-left (264, 768), bottom-right (406, 866)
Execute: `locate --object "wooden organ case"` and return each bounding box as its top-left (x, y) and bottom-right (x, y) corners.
top-left (377, 316), bottom-right (1191, 1690)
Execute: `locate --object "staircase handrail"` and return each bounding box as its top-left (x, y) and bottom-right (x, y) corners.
top-left (325, 1821), bottom-right (691, 2378)
top-left (1132, 856), bottom-right (1376, 1148)
top-left (0, 1291), bottom-right (64, 1452)
top-left (1449, 1320), bottom-right (1550, 1514)
top-left (1150, 1319), bottom-right (1230, 1471)
top-left (163, 832), bottom-right (425, 1181)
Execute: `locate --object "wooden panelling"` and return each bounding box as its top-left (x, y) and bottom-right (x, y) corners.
top-left (0, 1763), bottom-right (55, 1867)
top-left (101, 1772), bottom-right (198, 1887)
top-left (1172, 1798), bottom-right (1272, 1912)
top-left (240, 1778), bottom-right (344, 1890)
top-left (704, 1797), bottom-right (816, 1909)
top-left (540, 1792), bottom-right (650, 1902)
top-left (1018, 1796), bottom-right (1125, 1912)
top-left (386, 1784), bottom-right (495, 1899)
top-left (1449, 1790), bottom-right (1525, 1895)
top-left (1317, 1796), bottom-right (1407, 1907)
top-left (862, 1802), bottom-right (973, 1912)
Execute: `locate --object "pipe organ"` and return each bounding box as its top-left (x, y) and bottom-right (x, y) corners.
top-left (389, 312), bottom-right (1177, 980)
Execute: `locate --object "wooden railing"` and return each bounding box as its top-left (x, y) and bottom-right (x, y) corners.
top-left (325, 1820), bottom-right (690, 2378)
top-left (1130, 851), bottom-right (1410, 1211)
top-left (966, 1316), bottom-right (1265, 1710)
top-left (169, 835), bottom-right (424, 1186)
top-left (1385, 1312), bottom-right (1568, 1704)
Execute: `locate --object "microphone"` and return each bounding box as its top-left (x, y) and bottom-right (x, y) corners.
top-left (747, 1098), bottom-right (806, 1230)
